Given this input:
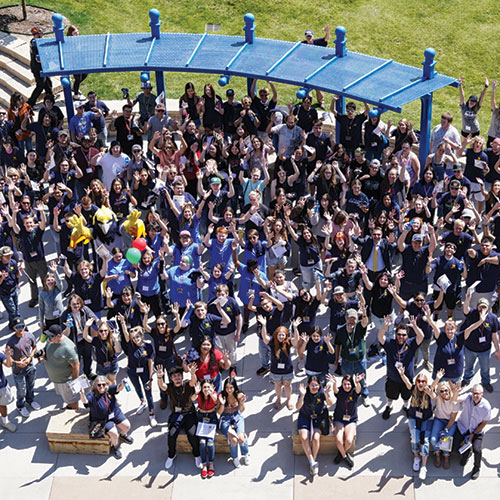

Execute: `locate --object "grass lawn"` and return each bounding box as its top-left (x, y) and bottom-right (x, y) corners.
top-left (3, 1), bottom-right (498, 131)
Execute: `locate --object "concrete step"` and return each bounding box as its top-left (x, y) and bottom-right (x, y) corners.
top-left (0, 32), bottom-right (31, 66)
top-left (0, 51), bottom-right (34, 85)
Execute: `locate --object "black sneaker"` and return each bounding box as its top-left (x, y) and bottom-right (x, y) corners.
top-left (460, 451), bottom-right (470, 467)
top-left (256, 366), bottom-right (270, 376)
top-left (120, 433), bottom-right (134, 444)
top-left (471, 467), bottom-right (480, 480)
top-left (402, 406), bottom-right (409, 417)
top-left (334, 452), bottom-right (342, 464)
top-left (361, 397), bottom-right (369, 408)
top-left (343, 453), bottom-right (354, 468)
top-left (461, 379), bottom-right (470, 388)
top-left (28, 299), bottom-right (38, 308)
top-left (382, 406), bottom-right (392, 420)
top-left (482, 382), bottom-right (493, 393)
top-left (229, 366), bottom-right (237, 377)
top-left (242, 323), bottom-right (249, 333)
top-left (492, 301), bottom-right (500, 314)
top-left (111, 445), bottom-right (122, 459)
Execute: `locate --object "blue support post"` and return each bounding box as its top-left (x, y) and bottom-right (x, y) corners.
top-left (155, 71), bottom-right (166, 101)
top-left (246, 78), bottom-right (253, 96)
top-left (422, 48), bottom-right (436, 80)
top-left (335, 96), bottom-right (345, 144)
top-left (149, 9), bottom-right (161, 39)
top-left (419, 93), bottom-right (433, 169)
top-left (52, 14), bottom-right (64, 43)
top-left (243, 13), bottom-right (255, 44)
top-left (61, 77), bottom-right (74, 121)
top-left (334, 26), bottom-right (347, 57)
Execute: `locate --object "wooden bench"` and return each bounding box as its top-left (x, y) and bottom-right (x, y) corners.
top-left (175, 433), bottom-right (230, 454)
top-left (46, 410), bottom-right (110, 455)
top-left (291, 415), bottom-right (356, 455)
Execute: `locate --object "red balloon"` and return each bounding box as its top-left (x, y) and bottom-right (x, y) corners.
top-left (132, 237), bottom-right (147, 252)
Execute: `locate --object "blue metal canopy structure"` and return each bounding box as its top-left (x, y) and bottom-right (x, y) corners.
top-left (37, 11), bottom-right (458, 165)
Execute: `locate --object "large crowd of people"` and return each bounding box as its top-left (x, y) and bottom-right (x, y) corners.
top-left (0, 24), bottom-right (499, 482)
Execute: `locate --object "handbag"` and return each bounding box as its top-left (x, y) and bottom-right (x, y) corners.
top-left (88, 420), bottom-right (106, 439)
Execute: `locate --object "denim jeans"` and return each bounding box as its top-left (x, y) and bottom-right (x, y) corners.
top-left (220, 411), bottom-right (249, 459)
top-left (198, 411), bottom-right (218, 463)
top-left (0, 289), bottom-right (19, 327)
top-left (13, 365), bottom-right (36, 409)
top-left (430, 418), bottom-right (456, 455)
top-left (408, 418), bottom-right (432, 456)
top-left (299, 260), bottom-right (323, 291)
top-left (463, 347), bottom-right (491, 384)
top-left (127, 368), bottom-right (154, 412)
top-left (258, 336), bottom-right (271, 368)
top-left (341, 358), bottom-right (368, 398)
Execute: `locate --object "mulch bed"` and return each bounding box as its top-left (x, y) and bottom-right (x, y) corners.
top-left (0, 4), bottom-right (69, 35)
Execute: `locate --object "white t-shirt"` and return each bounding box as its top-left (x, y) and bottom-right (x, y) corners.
top-left (97, 153), bottom-right (129, 190)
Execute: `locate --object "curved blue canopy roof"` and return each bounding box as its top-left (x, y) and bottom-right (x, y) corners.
top-left (37, 16), bottom-right (457, 113)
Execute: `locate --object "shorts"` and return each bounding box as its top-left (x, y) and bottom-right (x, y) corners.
top-left (297, 411), bottom-right (330, 435)
top-left (96, 362), bottom-right (119, 376)
top-left (333, 420), bottom-right (357, 428)
top-left (0, 384), bottom-right (14, 405)
top-left (432, 288), bottom-right (458, 310)
top-left (266, 252), bottom-right (288, 268)
top-left (54, 381), bottom-right (80, 404)
top-left (269, 371), bottom-right (294, 383)
top-left (469, 182), bottom-right (485, 202)
top-left (385, 377), bottom-right (412, 401)
top-left (104, 410), bottom-right (127, 432)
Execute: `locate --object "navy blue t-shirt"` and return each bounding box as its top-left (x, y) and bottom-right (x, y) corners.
top-left (299, 389), bottom-right (327, 418)
top-left (441, 231), bottom-right (473, 260)
top-left (126, 342), bottom-right (154, 372)
top-left (18, 226), bottom-right (45, 262)
top-left (305, 338), bottom-right (330, 373)
top-left (189, 313), bottom-right (220, 348)
top-left (91, 336), bottom-right (118, 366)
top-left (433, 331), bottom-right (464, 380)
top-left (384, 337), bottom-right (419, 382)
top-left (208, 296), bottom-right (241, 336)
top-left (270, 343), bottom-right (293, 375)
top-left (401, 244), bottom-right (429, 284)
top-left (86, 385), bottom-right (120, 421)
top-left (72, 272), bottom-right (104, 312)
top-left (328, 298), bottom-right (358, 332)
top-left (465, 251), bottom-right (500, 293)
top-left (333, 386), bottom-right (359, 423)
top-left (462, 310), bottom-right (499, 353)
top-left (407, 301), bottom-right (434, 340)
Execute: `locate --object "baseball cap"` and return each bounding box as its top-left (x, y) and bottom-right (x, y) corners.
top-left (0, 246), bottom-right (13, 257)
top-left (81, 134), bottom-right (91, 142)
top-left (47, 324), bottom-right (62, 337)
top-left (370, 159), bottom-right (381, 168)
top-left (58, 130), bottom-right (69, 136)
top-left (452, 163), bottom-right (464, 171)
top-left (132, 144), bottom-right (142, 152)
top-left (226, 89), bottom-right (235, 96)
top-left (450, 179), bottom-right (461, 188)
top-left (141, 81), bottom-right (152, 89)
top-left (461, 209), bottom-right (474, 218)
top-left (469, 94), bottom-right (479, 102)
top-left (179, 230), bottom-right (191, 238)
top-left (12, 317), bottom-right (25, 329)
top-left (333, 286), bottom-right (345, 294)
top-left (305, 30), bottom-right (314, 36)
top-left (412, 233), bottom-right (424, 242)
top-left (155, 104), bottom-right (165, 111)
top-left (368, 109), bottom-right (379, 119)
top-left (31, 26), bottom-right (43, 35)
top-left (346, 309), bottom-right (358, 319)
top-left (478, 297), bottom-right (490, 308)
top-left (210, 177), bottom-right (222, 185)
top-left (75, 101), bottom-right (85, 109)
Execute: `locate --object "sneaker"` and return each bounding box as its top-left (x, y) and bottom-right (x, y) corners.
top-left (110, 445), bottom-right (122, 459)
top-left (137, 401), bottom-right (147, 415)
top-left (207, 467), bottom-right (215, 478)
top-left (419, 465), bottom-right (427, 480)
top-left (18, 407), bottom-right (29, 418)
top-left (160, 399), bottom-right (168, 410)
top-left (242, 454), bottom-right (251, 466)
top-left (232, 457), bottom-right (241, 468)
top-left (28, 299), bottom-right (38, 308)
top-left (1, 420), bottom-right (16, 432)
top-left (256, 366), bottom-right (270, 376)
top-left (343, 453), bottom-right (354, 469)
top-left (149, 414), bottom-right (157, 427)
top-left (165, 456), bottom-right (176, 469)
top-left (334, 452), bottom-right (342, 464)
top-left (0, 310), bottom-right (3, 320)
top-left (120, 433), bottom-right (134, 444)
top-left (413, 456), bottom-right (421, 472)
top-left (361, 397), bottom-right (369, 408)
top-left (201, 468), bottom-right (208, 479)
top-left (297, 358), bottom-right (305, 371)
top-left (242, 323), bottom-right (249, 333)
top-left (423, 362), bottom-right (432, 371)
top-left (471, 467), bottom-right (480, 480)
top-left (230, 366), bottom-right (237, 377)
top-left (482, 382), bottom-right (494, 393)
top-left (402, 406), bottom-right (409, 417)
top-left (382, 406), bottom-right (392, 420)
top-left (309, 461), bottom-right (318, 476)
top-left (459, 451), bottom-right (470, 466)
top-left (28, 401), bottom-right (41, 410)
top-left (195, 456), bottom-right (202, 469)
top-left (461, 379), bottom-right (470, 388)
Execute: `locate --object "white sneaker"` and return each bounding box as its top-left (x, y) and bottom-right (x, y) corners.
top-left (0, 310), bottom-right (4, 319)
top-left (165, 456), bottom-right (176, 469)
top-left (242, 454), bottom-right (251, 466)
top-left (310, 461), bottom-right (319, 476)
top-left (149, 414), bottom-right (157, 427)
top-left (194, 456), bottom-right (202, 469)
top-left (297, 358), bottom-right (305, 371)
top-left (419, 465), bottom-right (427, 480)
top-left (412, 456), bottom-right (421, 472)
top-left (18, 407), bottom-right (29, 418)
top-left (1, 420), bottom-right (16, 432)
top-left (137, 401), bottom-right (147, 415)
top-left (29, 401), bottom-right (41, 410)
top-left (232, 457), bottom-right (241, 468)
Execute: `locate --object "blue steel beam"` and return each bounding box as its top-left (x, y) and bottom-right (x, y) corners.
top-left (144, 37), bottom-right (156, 66)
top-left (185, 33), bottom-right (207, 67)
top-left (265, 41), bottom-right (301, 76)
top-left (304, 56), bottom-right (337, 83)
top-left (102, 32), bottom-right (110, 67)
top-left (225, 43), bottom-right (248, 70)
top-left (343, 59), bottom-right (393, 91)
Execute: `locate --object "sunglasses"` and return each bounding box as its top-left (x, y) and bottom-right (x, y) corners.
top-left (440, 390), bottom-right (449, 394)
top-left (417, 380), bottom-right (427, 384)
top-left (415, 298), bottom-right (425, 302)
top-left (396, 333), bottom-right (407, 337)
top-left (157, 322), bottom-right (166, 326)
top-left (15, 324), bottom-right (25, 329)
top-left (96, 383), bottom-right (107, 387)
